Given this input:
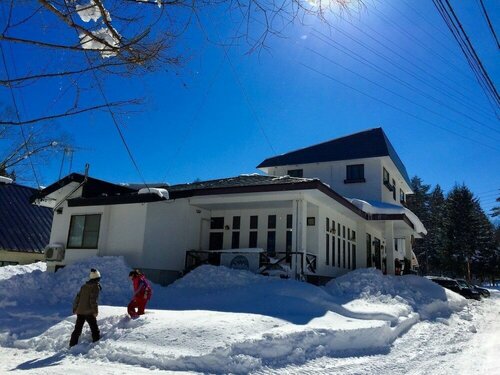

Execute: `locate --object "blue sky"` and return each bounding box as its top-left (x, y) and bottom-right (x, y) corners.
top-left (1, 0), bottom-right (499, 214)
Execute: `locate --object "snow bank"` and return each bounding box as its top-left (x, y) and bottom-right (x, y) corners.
top-left (138, 187), bottom-right (169, 199)
top-left (0, 256), bottom-right (132, 308)
top-left (0, 258), bottom-right (470, 374)
top-left (326, 268), bottom-right (466, 319)
top-left (0, 261), bottom-right (46, 281)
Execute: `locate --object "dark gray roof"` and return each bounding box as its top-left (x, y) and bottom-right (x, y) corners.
top-left (257, 128), bottom-right (411, 186)
top-left (0, 182), bottom-right (53, 252)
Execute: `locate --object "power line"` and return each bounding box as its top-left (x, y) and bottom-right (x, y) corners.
top-left (316, 18), bottom-right (498, 121)
top-left (433, 0), bottom-right (500, 112)
top-left (299, 61), bottom-right (500, 153)
top-left (310, 29), bottom-right (500, 137)
top-left (477, 0), bottom-right (500, 49)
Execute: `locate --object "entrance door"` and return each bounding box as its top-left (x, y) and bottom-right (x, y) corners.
top-left (209, 232), bottom-right (223, 250)
top-left (373, 238), bottom-right (382, 270)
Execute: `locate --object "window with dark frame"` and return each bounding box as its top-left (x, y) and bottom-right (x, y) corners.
top-left (231, 232), bottom-right (240, 249)
top-left (400, 189), bottom-right (405, 203)
top-left (352, 244), bottom-right (357, 270)
top-left (343, 240), bottom-right (346, 268)
top-left (67, 214), bottom-right (101, 249)
top-left (337, 238), bottom-right (341, 267)
top-left (232, 216), bottom-right (241, 230)
top-left (250, 215), bottom-right (258, 229)
top-left (267, 231), bottom-right (276, 254)
top-left (325, 233), bottom-right (330, 265)
top-left (348, 242), bottom-right (351, 269)
top-left (392, 179), bottom-right (396, 200)
top-left (345, 164), bottom-right (365, 183)
top-left (286, 214), bottom-right (293, 229)
top-left (249, 231), bottom-right (258, 248)
top-left (287, 169), bottom-right (303, 178)
top-left (332, 235), bottom-right (336, 266)
top-left (210, 217), bottom-right (224, 229)
top-left (268, 215), bottom-right (276, 229)
top-left (383, 167), bottom-right (392, 191)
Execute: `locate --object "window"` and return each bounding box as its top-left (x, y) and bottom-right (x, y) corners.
top-left (383, 168), bottom-right (392, 191)
top-left (400, 189), bottom-right (405, 203)
top-left (392, 179), bottom-right (396, 200)
top-left (383, 168), bottom-right (390, 184)
top-left (287, 169), bottom-right (303, 178)
top-left (68, 214), bottom-right (101, 249)
top-left (326, 218), bottom-right (330, 232)
top-left (210, 217), bottom-right (224, 230)
top-left (231, 232), bottom-right (240, 249)
top-left (268, 215), bottom-right (276, 229)
top-left (345, 164), bottom-right (365, 183)
top-left (286, 214), bottom-right (293, 229)
top-left (366, 234), bottom-right (372, 267)
top-left (267, 231), bottom-right (276, 255)
top-left (352, 245), bottom-right (357, 270)
top-left (337, 238), bottom-right (341, 267)
top-left (250, 216), bottom-right (258, 229)
top-left (342, 240), bottom-right (346, 268)
top-left (307, 217), bottom-right (315, 226)
top-left (249, 231), bottom-right (258, 248)
top-left (332, 235), bottom-right (336, 266)
top-left (342, 225), bottom-right (346, 238)
top-left (232, 216), bottom-right (241, 230)
top-left (325, 234), bottom-right (330, 265)
top-left (348, 242), bottom-right (351, 269)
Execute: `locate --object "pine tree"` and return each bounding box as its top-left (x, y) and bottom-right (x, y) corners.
top-left (426, 185), bottom-right (446, 273)
top-left (443, 185), bottom-right (481, 278)
top-left (406, 176), bottom-right (431, 274)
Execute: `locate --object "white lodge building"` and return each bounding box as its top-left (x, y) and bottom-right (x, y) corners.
top-left (34, 128), bottom-right (426, 284)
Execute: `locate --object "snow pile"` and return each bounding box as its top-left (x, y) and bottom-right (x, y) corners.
top-left (0, 261), bottom-right (46, 281)
top-left (0, 256), bottom-right (132, 308)
top-left (326, 268), bottom-right (466, 319)
top-left (0, 258), bottom-right (472, 374)
top-left (348, 198), bottom-right (427, 235)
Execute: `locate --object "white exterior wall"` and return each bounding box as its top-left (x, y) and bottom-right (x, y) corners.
top-left (316, 204), bottom-right (361, 278)
top-left (100, 204), bottom-right (147, 265)
top-left (265, 156), bottom-right (411, 206)
top-left (142, 200), bottom-right (209, 271)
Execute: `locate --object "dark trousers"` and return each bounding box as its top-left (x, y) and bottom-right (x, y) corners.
top-left (69, 314), bottom-right (100, 347)
top-left (128, 297), bottom-right (148, 317)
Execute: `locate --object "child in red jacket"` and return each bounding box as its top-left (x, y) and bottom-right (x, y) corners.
top-left (127, 270), bottom-right (152, 318)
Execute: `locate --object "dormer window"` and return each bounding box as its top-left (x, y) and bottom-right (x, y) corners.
top-left (287, 169), bottom-right (303, 178)
top-left (345, 164), bottom-right (365, 183)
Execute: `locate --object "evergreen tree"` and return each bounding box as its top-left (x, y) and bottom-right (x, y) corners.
top-left (406, 176), bottom-right (431, 274)
top-left (491, 196), bottom-right (500, 217)
top-left (426, 185), bottom-right (446, 273)
top-left (443, 185), bottom-right (481, 278)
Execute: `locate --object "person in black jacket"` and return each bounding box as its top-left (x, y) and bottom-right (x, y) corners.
top-left (69, 268), bottom-right (101, 347)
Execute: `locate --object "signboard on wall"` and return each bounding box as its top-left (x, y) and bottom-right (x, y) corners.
top-left (220, 252), bottom-right (260, 272)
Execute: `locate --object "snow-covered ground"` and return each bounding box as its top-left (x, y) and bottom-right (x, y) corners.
top-left (0, 257), bottom-right (498, 374)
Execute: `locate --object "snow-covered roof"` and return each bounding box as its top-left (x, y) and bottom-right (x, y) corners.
top-left (0, 176), bottom-right (13, 184)
top-left (138, 187), bottom-right (169, 199)
top-left (347, 198), bottom-right (427, 235)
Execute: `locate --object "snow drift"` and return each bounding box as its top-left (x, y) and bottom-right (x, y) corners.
top-left (0, 257), bottom-right (469, 374)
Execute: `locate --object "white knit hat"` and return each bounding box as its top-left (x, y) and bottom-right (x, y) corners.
top-left (89, 268), bottom-right (101, 280)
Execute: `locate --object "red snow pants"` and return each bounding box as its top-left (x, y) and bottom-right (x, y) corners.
top-left (128, 297), bottom-right (148, 318)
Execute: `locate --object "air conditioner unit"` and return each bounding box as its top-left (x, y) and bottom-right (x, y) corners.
top-left (45, 243), bottom-right (65, 261)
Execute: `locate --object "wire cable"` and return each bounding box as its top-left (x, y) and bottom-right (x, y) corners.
top-left (477, 0), bottom-right (500, 49)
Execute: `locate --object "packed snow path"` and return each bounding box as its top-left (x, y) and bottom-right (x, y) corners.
top-left (0, 258), bottom-right (498, 374)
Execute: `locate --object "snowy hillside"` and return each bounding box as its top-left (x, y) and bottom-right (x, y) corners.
top-left (0, 257), bottom-right (497, 374)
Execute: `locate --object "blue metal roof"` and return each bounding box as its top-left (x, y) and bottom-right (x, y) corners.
top-left (256, 128), bottom-right (411, 187)
top-left (0, 182), bottom-right (53, 252)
